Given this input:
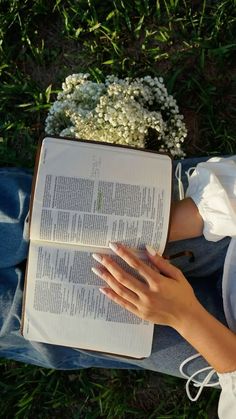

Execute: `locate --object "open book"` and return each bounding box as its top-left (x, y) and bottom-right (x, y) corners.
top-left (22, 136), bottom-right (172, 358)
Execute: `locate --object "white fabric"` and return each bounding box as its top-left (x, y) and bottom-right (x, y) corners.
top-left (186, 157), bottom-right (236, 241)
top-left (179, 157), bottom-right (236, 418)
top-left (218, 372), bottom-right (236, 419)
top-left (222, 239), bottom-right (236, 333)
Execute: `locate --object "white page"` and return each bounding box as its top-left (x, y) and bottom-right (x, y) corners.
top-left (23, 241), bottom-right (153, 357)
top-left (31, 137), bottom-right (172, 254)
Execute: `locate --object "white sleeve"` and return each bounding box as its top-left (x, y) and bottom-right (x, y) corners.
top-left (218, 371), bottom-right (236, 419)
top-left (186, 157), bottom-right (236, 241)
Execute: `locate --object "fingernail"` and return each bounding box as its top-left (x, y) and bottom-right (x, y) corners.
top-left (92, 267), bottom-right (102, 276)
top-left (99, 288), bottom-right (107, 295)
top-left (145, 245), bottom-right (157, 256)
top-left (109, 242), bottom-right (119, 253)
top-left (92, 253), bottom-right (103, 262)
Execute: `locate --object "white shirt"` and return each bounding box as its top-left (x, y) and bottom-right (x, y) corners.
top-left (185, 157), bottom-right (236, 419)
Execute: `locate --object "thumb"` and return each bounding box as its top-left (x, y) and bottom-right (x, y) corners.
top-left (145, 245), bottom-right (181, 280)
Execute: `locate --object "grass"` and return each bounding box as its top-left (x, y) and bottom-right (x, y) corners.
top-left (1, 0), bottom-right (236, 166)
top-left (0, 0), bottom-right (236, 417)
top-left (0, 359), bottom-right (219, 418)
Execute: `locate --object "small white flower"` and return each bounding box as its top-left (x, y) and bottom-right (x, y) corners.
top-left (45, 73), bottom-right (187, 157)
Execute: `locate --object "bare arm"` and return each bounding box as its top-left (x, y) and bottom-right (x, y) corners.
top-left (165, 199), bottom-right (236, 372)
top-left (169, 198), bottom-right (204, 242)
top-left (167, 199), bottom-right (236, 372)
top-left (177, 299), bottom-right (236, 373)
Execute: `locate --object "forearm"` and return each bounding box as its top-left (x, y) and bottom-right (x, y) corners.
top-left (177, 301), bottom-right (236, 373)
top-left (167, 199), bottom-right (236, 371)
top-left (169, 198), bottom-right (204, 242)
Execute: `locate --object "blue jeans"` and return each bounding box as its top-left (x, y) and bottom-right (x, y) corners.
top-left (0, 160), bottom-right (231, 381)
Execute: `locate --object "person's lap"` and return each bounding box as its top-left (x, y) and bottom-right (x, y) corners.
top-left (0, 160), bottom-right (230, 379)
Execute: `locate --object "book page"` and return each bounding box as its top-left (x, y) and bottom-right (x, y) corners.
top-left (23, 241), bottom-right (153, 357)
top-left (30, 137), bottom-right (172, 254)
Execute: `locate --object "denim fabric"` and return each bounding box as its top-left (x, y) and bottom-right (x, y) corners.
top-left (0, 160), bottom-right (230, 380)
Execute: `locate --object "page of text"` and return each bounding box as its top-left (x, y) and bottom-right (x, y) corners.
top-left (23, 241), bottom-right (153, 357)
top-left (31, 138), bottom-right (172, 254)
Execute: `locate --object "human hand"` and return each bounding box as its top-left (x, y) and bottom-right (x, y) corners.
top-left (91, 243), bottom-right (200, 332)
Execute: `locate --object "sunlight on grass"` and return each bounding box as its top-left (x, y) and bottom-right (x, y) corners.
top-left (0, 0), bottom-right (235, 417)
top-left (0, 0), bottom-right (236, 166)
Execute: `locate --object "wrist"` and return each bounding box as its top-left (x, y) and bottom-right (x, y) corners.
top-left (174, 297), bottom-right (206, 337)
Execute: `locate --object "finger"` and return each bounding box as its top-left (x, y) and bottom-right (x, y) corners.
top-left (91, 265), bottom-right (140, 304)
top-left (92, 253), bottom-right (148, 294)
top-left (145, 245), bottom-right (182, 280)
top-left (99, 287), bottom-right (141, 319)
top-left (108, 242), bottom-right (160, 286)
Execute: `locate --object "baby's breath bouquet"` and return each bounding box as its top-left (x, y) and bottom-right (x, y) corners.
top-left (45, 73), bottom-right (187, 157)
